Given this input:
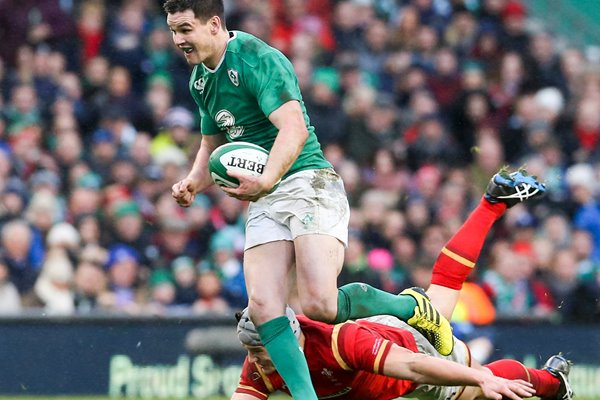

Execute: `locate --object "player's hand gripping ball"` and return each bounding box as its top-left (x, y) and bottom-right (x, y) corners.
top-left (208, 142), bottom-right (278, 191)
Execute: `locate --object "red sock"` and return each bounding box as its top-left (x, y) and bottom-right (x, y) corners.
top-left (431, 198), bottom-right (507, 289)
top-left (485, 359), bottom-right (560, 398)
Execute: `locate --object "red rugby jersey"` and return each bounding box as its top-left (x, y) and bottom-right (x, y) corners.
top-left (235, 316), bottom-right (419, 399)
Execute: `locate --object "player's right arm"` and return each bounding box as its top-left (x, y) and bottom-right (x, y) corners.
top-left (172, 133), bottom-right (226, 207)
top-left (382, 345), bottom-right (535, 400)
top-left (338, 322), bottom-right (533, 400)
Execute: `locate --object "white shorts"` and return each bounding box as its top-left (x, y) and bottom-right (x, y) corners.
top-left (362, 315), bottom-right (471, 400)
top-left (245, 168), bottom-right (350, 250)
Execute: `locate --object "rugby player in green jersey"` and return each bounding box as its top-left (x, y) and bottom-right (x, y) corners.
top-left (164, 1), bottom-right (452, 398)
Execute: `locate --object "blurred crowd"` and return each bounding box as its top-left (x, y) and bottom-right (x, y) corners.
top-left (0, 0), bottom-right (599, 324)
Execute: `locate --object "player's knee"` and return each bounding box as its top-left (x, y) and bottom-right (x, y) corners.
top-left (247, 298), bottom-right (284, 326)
top-left (300, 297), bottom-right (337, 322)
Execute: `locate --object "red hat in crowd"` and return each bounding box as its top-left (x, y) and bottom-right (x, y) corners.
top-left (502, 1), bottom-right (526, 20)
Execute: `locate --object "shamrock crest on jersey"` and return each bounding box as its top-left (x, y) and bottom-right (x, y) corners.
top-left (216, 109), bottom-right (244, 138)
top-left (228, 69), bottom-right (239, 86)
top-left (193, 76), bottom-right (206, 93)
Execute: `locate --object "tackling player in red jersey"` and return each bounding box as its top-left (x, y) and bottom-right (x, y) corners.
top-left (231, 169), bottom-right (574, 400)
top-left (235, 311), bottom-right (533, 400)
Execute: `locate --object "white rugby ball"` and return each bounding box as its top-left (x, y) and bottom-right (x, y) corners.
top-left (208, 142), bottom-right (270, 188)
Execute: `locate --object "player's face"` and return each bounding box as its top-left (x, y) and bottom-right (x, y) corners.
top-left (245, 345), bottom-right (276, 374)
top-left (167, 10), bottom-right (217, 66)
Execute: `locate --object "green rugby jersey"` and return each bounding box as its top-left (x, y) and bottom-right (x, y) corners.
top-left (188, 31), bottom-right (332, 179)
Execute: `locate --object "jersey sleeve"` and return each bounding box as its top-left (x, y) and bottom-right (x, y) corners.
top-left (199, 105), bottom-right (220, 135)
top-left (333, 322), bottom-right (394, 375)
top-left (235, 358), bottom-right (276, 400)
top-left (245, 50), bottom-right (302, 118)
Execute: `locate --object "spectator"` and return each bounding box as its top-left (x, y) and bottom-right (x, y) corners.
top-left (145, 269), bottom-right (177, 315)
top-left (73, 260), bottom-right (108, 314)
top-left (171, 256), bottom-right (197, 307)
top-left (389, 5), bottom-right (421, 51)
top-left (88, 128), bottom-right (118, 179)
top-left (193, 270), bottom-right (230, 316)
top-left (364, 148), bottom-right (410, 194)
top-left (103, 244), bottom-right (143, 314)
top-left (101, 3), bottom-right (147, 90)
top-left (345, 94), bottom-right (400, 166)
top-left (208, 229), bottom-right (247, 309)
top-left (67, 184), bottom-right (102, 222)
top-left (153, 216), bottom-right (197, 268)
top-left (499, 0), bottom-right (529, 56)
top-left (305, 67), bottom-right (347, 145)
top-left (331, 1), bottom-right (363, 51)
top-left (150, 106), bottom-right (196, 155)
top-left (338, 232), bottom-right (381, 289)
top-left (527, 31), bottom-right (566, 91)
top-left (0, 257), bottom-right (22, 315)
top-left (406, 114), bottom-right (462, 170)
top-left (427, 47), bottom-right (462, 113)
top-left (545, 247), bottom-right (596, 322)
top-left (25, 190), bottom-right (62, 241)
top-left (32, 222), bottom-right (81, 314)
top-left (76, 0), bottom-right (107, 64)
top-left (366, 248), bottom-right (396, 293)
top-left (4, 84), bottom-right (41, 134)
top-left (1, 219), bottom-right (41, 295)
top-left (106, 201), bottom-right (153, 261)
top-left (481, 245), bottom-right (554, 319)
top-left (572, 98), bottom-right (600, 163)
top-left (33, 247), bottom-right (75, 315)
top-left (571, 229), bottom-right (599, 281)
top-left (565, 164), bottom-right (600, 261)
top-left (0, 178), bottom-right (29, 225)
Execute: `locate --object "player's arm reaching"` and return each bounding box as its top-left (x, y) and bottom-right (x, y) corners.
top-left (172, 133), bottom-right (227, 207)
top-left (383, 345), bottom-right (535, 400)
top-left (223, 100), bottom-right (308, 202)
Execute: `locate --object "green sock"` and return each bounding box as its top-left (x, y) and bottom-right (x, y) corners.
top-left (334, 282), bottom-right (418, 324)
top-left (256, 316), bottom-right (317, 400)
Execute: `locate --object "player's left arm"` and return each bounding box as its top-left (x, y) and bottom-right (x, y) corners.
top-left (224, 100), bottom-right (307, 201)
top-left (383, 345), bottom-right (535, 400)
top-left (260, 100), bottom-right (308, 187)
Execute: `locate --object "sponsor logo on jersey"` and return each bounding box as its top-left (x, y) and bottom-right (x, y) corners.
top-left (194, 76), bottom-right (206, 93)
top-left (215, 109), bottom-right (244, 138)
top-left (228, 69), bottom-right (239, 86)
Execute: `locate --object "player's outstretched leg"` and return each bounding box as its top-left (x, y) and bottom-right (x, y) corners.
top-left (484, 353), bottom-right (573, 400)
top-left (484, 166), bottom-right (546, 207)
top-left (400, 287), bottom-right (454, 356)
top-left (426, 167), bottom-right (546, 319)
top-left (334, 283), bottom-right (454, 355)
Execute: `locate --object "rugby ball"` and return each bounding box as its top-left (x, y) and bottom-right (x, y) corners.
top-left (208, 142), bottom-right (270, 188)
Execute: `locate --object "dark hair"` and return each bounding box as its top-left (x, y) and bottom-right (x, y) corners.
top-left (163, 0), bottom-right (225, 24)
